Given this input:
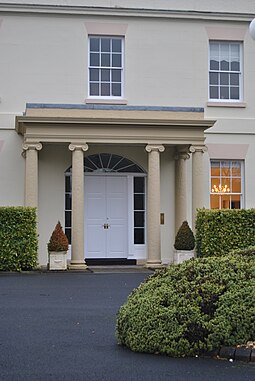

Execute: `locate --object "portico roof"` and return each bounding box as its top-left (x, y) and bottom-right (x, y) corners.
top-left (16, 103), bottom-right (216, 146)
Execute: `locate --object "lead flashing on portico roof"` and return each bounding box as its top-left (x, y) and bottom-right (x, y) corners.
top-left (26, 103), bottom-right (204, 113)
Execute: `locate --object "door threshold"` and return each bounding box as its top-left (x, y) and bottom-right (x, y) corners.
top-left (85, 258), bottom-right (137, 266)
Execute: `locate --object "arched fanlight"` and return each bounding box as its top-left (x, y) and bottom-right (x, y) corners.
top-left (84, 153), bottom-right (145, 173)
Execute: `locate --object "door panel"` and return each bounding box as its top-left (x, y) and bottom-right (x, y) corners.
top-left (85, 176), bottom-right (128, 259)
top-left (107, 177), bottom-right (127, 258)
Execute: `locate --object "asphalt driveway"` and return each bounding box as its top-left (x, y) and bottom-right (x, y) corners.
top-left (0, 271), bottom-right (254, 381)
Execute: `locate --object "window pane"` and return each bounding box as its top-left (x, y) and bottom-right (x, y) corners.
top-left (230, 73), bottom-right (239, 86)
top-left (101, 38), bottom-right (110, 52)
top-left (211, 161), bottom-right (220, 176)
top-left (65, 176), bottom-right (71, 192)
top-left (220, 72), bottom-right (229, 85)
top-left (112, 83), bottom-right (121, 96)
top-left (90, 53), bottom-right (100, 66)
top-left (232, 178), bottom-right (241, 193)
top-left (112, 38), bottom-right (122, 52)
top-left (232, 161), bottom-right (241, 176)
top-left (222, 195), bottom-right (230, 209)
top-left (112, 69), bottom-right (121, 82)
top-left (90, 68), bottom-right (99, 81)
top-left (210, 86), bottom-right (218, 99)
top-left (134, 177), bottom-right (145, 193)
top-left (112, 54), bottom-right (121, 67)
top-left (221, 162), bottom-right (230, 176)
top-left (134, 228), bottom-right (145, 244)
top-left (101, 69), bottom-right (110, 82)
top-left (90, 83), bottom-right (99, 96)
top-left (209, 72), bottom-right (219, 85)
top-left (134, 194), bottom-right (144, 210)
top-left (65, 211), bottom-right (71, 227)
top-left (230, 87), bottom-right (239, 100)
top-left (134, 212), bottom-right (144, 227)
top-left (211, 179), bottom-right (220, 193)
top-left (231, 195), bottom-right (241, 209)
top-left (101, 83), bottom-right (110, 96)
top-left (220, 86), bottom-right (229, 99)
top-left (65, 228), bottom-right (71, 244)
top-left (210, 60), bottom-right (219, 70)
top-left (231, 61), bottom-right (240, 71)
top-left (210, 195), bottom-right (220, 209)
top-left (90, 38), bottom-right (99, 52)
top-left (101, 53), bottom-right (110, 67)
top-left (65, 194), bottom-right (72, 210)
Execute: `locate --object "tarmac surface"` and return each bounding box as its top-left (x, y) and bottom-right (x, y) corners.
top-left (0, 270), bottom-right (254, 381)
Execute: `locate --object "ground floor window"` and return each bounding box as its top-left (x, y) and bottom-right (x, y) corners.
top-left (210, 160), bottom-right (243, 209)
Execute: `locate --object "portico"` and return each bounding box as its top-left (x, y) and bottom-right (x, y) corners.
top-left (16, 104), bottom-right (215, 268)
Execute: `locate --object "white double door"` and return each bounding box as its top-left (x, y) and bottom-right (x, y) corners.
top-left (85, 175), bottom-right (128, 259)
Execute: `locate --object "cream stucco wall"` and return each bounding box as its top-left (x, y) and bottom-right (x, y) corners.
top-left (0, 131), bottom-right (24, 205)
top-left (0, 11), bottom-right (255, 125)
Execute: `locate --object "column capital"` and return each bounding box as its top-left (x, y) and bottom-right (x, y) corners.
top-left (145, 144), bottom-right (165, 153)
top-left (189, 145), bottom-right (208, 154)
top-left (22, 142), bottom-right (42, 151)
top-left (175, 146), bottom-right (190, 160)
top-left (68, 143), bottom-right (89, 152)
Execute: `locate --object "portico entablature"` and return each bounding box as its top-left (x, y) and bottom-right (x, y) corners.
top-left (16, 106), bottom-right (215, 146)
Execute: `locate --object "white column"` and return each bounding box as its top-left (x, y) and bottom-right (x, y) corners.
top-left (175, 146), bottom-right (190, 233)
top-left (145, 144), bottom-right (165, 268)
top-left (189, 145), bottom-right (207, 230)
top-left (68, 143), bottom-right (88, 270)
top-left (23, 142), bottom-right (42, 208)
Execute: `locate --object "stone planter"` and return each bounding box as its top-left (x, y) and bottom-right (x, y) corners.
top-left (48, 251), bottom-right (67, 270)
top-left (174, 249), bottom-right (195, 265)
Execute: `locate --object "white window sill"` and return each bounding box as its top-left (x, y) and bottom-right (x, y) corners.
top-left (207, 101), bottom-right (246, 108)
top-left (85, 98), bottom-right (128, 105)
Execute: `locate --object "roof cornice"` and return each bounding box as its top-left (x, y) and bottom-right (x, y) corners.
top-left (0, 3), bottom-right (254, 22)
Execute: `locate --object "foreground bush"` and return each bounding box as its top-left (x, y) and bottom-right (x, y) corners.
top-left (0, 207), bottom-right (38, 271)
top-left (196, 209), bottom-right (255, 257)
top-left (116, 256), bottom-right (255, 357)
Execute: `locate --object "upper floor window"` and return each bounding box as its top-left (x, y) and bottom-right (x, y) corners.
top-left (209, 41), bottom-right (242, 101)
top-left (210, 160), bottom-right (243, 209)
top-left (89, 36), bottom-right (123, 98)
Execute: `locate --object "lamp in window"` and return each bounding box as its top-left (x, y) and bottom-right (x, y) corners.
top-left (249, 19), bottom-right (255, 40)
top-left (211, 184), bottom-right (230, 193)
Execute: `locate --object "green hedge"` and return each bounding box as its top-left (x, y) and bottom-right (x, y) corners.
top-left (0, 207), bottom-right (38, 271)
top-left (196, 209), bottom-right (255, 257)
top-left (116, 255), bottom-right (255, 357)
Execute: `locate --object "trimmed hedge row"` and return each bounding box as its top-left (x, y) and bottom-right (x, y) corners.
top-left (0, 207), bottom-right (38, 271)
top-left (116, 254), bottom-right (255, 357)
top-left (196, 209), bottom-right (255, 257)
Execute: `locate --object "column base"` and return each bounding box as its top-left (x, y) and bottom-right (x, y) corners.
top-left (145, 261), bottom-right (164, 269)
top-left (68, 261), bottom-right (88, 271)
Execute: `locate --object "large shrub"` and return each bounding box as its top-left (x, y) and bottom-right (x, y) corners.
top-left (196, 208), bottom-right (255, 257)
top-left (0, 207), bottom-right (38, 271)
top-left (116, 255), bottom-right (255, 357)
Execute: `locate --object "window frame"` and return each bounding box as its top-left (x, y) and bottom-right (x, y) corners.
top-left (88, 35), bottom-right (124, 100)
top-left (208, 40), bottom-right (243, 103)
top-left (210, 159), bottom-right (244, 210)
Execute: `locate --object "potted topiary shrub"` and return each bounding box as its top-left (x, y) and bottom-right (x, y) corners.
top-left (173, 220), bottom-right (195, 264)
top-left (48, 221), bottom-right (69, 270)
